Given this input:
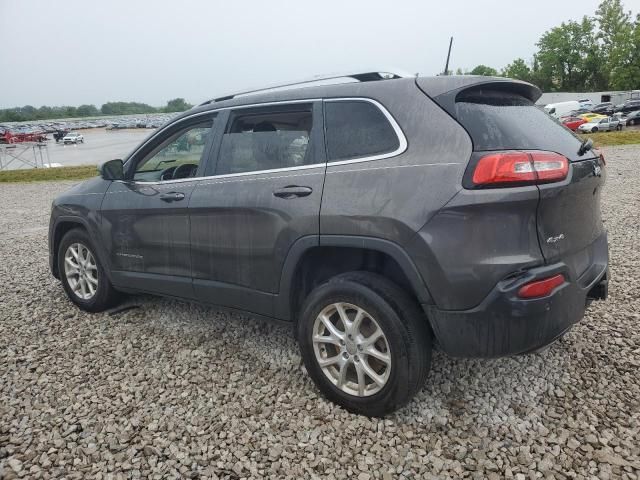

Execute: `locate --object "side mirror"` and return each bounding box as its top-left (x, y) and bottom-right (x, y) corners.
top-left (98, 159), bottom-right (124, 180)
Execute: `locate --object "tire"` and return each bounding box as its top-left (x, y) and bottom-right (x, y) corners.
top-left (592, 127), bottom-right (598, 133)
top-left (616, 124), bottom-right (622, 131)
top-left (297, 272), bottom-right (432, 417)
top-left (57, 228), bottom-right (120, 312)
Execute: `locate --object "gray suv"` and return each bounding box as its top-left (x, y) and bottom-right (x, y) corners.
top-left (49, 72), bottom-right (609, 416)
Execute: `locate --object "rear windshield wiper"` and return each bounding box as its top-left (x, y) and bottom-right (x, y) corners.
top-left (578, 137), bottom-right (594, 156)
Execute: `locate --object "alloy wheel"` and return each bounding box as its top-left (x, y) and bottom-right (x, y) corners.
top-left (64, 242), bottom-right (98, 300)
top-left (312, 302), bottom-right (391, 397)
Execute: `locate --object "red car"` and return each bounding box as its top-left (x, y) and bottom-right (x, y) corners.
top-left (562, 116), bottom-right (587, 131)
top-left (0, 127), bottom-right (47, 144)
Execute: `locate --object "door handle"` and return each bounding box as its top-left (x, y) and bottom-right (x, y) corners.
top-left (273, 186), bottom-right (313, 199)
top-left (159, 192), bottom-right (185, 202)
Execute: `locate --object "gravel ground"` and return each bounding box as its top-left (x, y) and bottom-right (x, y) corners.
top-left (1, 146), bottom-right (639, 480)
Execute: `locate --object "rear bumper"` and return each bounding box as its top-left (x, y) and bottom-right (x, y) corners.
top-left (425, 233), bottom-right (608, 358)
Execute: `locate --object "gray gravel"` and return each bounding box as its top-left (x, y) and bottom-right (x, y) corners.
top-left (1, 145), bottom-right (639, 479)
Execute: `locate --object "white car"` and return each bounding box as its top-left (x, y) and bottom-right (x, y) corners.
top-left (578, 98), bottom-right (594, 109)
top-left (62, 132), bottom-right (84, 144)
top-left (578, 116), bottom-right (623, 133)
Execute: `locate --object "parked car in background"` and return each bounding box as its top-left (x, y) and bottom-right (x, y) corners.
top-left (614, 100), bottom-right (640, 114)
top-left (0, 127), bottom-right (47, 143)
top-left (578, 98), bottom-right (594, 109)
top-left (561, 108), bottom-right (591, 119)
top-left (562, 116), bottom-right (588, 131)
top-left (591, 102), bottom-right (614, 115)
top-left (578, 116), bottom-right (623, 133)
top-left (53, 130), bottom-right (70, 142)
top-left (621, 110), bottom-right (640, 126)
top-left (544, 100), bottom-right (581, 119)
top-left (578, 113), bottom-right (607, 122)
top-left (48, 72), bottom-right (609, 416)
top-left (62, 132), bottom-right (84, 144)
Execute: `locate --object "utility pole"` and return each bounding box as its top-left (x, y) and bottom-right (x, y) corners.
top-left (443, 36), bottom-right (453, 76)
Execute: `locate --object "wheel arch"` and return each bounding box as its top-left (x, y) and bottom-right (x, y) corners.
top-left (51, 216), bottom-right (111, 281)
top-left (276, 235), bottom-right (433, 322)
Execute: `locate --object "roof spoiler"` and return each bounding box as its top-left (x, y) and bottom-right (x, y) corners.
top-left (416, 76), bottom-right (542, 115)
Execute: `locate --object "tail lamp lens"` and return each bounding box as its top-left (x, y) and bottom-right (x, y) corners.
top-left (518, 274), bottom-right (565, 299)
top-left (472, 151), bottom-right (569, 187)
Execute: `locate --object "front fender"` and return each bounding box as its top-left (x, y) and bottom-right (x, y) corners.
top-left (48, 177), bottom-right (111, 279)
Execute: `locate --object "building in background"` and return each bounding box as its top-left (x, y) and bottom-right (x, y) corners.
top-left (537, 90), bottom-right (640, 106)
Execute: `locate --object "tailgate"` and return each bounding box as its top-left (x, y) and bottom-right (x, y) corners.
top-left (425, 79), bottom-right (607, 274)
top-left (537, 154), bottom-right (605, 268)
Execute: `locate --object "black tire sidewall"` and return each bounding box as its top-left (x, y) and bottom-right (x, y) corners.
top-left (57, 228), bottom-right (114, 312)
top-left (297, 280), bottom-right (414, 416)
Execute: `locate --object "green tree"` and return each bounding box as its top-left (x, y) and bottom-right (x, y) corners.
top-left (596, 0), bottom-right (632, 60)
top-left (77, 104), bottom-right (99, 117)
top-left (469, 65), bottom-right (498, 76)
top-left (502, 58), bottom-right (532, 82)
top-left (64, 106), bottom-right (78, 118)
top-left (100, 102), bottom-right (157, 115)
top-left (609, 14), bottom-right (640, 89)
top-left (164, 98), bottom-right (192, 112)
top-left (596, 0), bottom-right (637, 89)
top-left (535, 17), bottom-right (604, 91)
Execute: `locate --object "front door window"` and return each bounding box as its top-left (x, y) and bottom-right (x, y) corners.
top-left (133, 119), bottom-right (214, 182)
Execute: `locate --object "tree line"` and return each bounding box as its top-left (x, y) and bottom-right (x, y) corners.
top-left (455, 0), bottom-right (638, 92)
top-left (0, 98), bottom-right (193, 123)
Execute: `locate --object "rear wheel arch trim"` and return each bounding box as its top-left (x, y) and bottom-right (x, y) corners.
top-left (275, 235), bottom-right (433, 321)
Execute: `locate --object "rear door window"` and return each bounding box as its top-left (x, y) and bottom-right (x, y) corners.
top-left (324, 100), bottom-right (400, 161)
top-left (215, 105), bottom-right (314, 175)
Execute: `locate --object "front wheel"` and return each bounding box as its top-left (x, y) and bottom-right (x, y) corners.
top-left (616, 124), bottom-right (622, 131)
top-left (297, 272), bottom-right (432, 417)
top-left (592, 127), bottom-right (598, 133)
top-left (58, 228), bottom-right (120, 312)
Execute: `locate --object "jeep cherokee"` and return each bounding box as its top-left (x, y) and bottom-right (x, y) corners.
top-left (49, 71), bottom-right (609, 416)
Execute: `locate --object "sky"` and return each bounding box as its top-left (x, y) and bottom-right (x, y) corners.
top-left (0, 0), bottom-right (629, 108)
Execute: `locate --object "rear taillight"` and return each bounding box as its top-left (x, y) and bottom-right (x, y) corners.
top-left (518, 274), bottom-right (565, 299)
top-left (599, 152), bottom-right (606, 166)
top-left (472, 151), bottom-right (569, 187)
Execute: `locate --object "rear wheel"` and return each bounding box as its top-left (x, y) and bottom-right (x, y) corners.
top-left (297, 272), bottom-right (432, 416)
top-left (58, 228), bottom-right (120, 312)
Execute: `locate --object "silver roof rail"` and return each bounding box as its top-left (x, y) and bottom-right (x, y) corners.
top-left (200, 70), bottom-right (414, 105)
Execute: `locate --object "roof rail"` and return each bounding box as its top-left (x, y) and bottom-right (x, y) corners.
top-left (200, 70), bottom-right (413, 106)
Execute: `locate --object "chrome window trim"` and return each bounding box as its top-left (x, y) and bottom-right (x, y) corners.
top-left (126, 97), bottom-right (407, 185)
top-left (323, 97), bottom-right (408, 166)
top-left (124, 162), bottom-right (327, 185)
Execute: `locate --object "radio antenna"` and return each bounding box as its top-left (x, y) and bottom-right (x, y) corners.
top-left (443, 36), bottom-right (453, 75)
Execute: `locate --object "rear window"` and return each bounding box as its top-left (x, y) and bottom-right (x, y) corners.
top-left (325, 100), bottom-right (400, 161)
top-left (216, 107), bottom-right (313, 175)
top-left (454, 88), bottom-right (583, 159)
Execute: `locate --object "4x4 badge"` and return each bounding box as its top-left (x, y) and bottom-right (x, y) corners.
top-left (546, 233), bottom-right (565, 244)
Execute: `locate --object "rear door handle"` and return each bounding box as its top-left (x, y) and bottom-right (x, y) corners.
top-left (159, 192), bottom-right (185, 202)
top-left (273, 185), bottom-right (313, 199)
